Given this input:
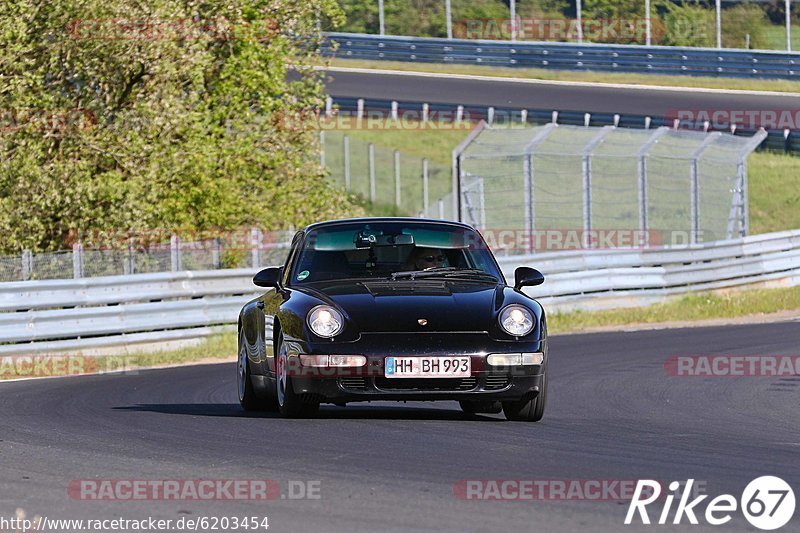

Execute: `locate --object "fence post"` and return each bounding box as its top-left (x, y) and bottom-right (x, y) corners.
top-left (581, 126), bottom-right (614, 249)
top-left (445, 0), bottom-right (452, 39)
top-left (251, 228), bottom-right (262, 268)
top-left (369, 143), bottom-right (376, 202)
top-left (391, 100), bottom-right (398, 121)
top-left (576, 0), bottom-right (584, 43)
top-left (510, 0), bottom-right (517, 41)
top-left (344, 135), bottom-right (351, 191)
top-left (523, 155), bottom-right (534, 253)
top-left (422, 159), bottom-right (429, 217)
top-left (124, 238), bottom-right (135, 275)
top-left (438, 199), bottom-right (445, 219)
top-left (212, 237), bottom-right (221, 269)
top-left (523, 123), bottom-right (557, 253)
top-left (740, 159), bottom-right (749, 236)
top-left (452, 121), bottom-right (488, 223)
top-left (637, 127), bottom-right (669, 248)
top-left (690, 158), bottom-right (699, 244)
top-left (379, 0), bottom-right (385, 35)
top-left (170, 235), bottom-right (181, 271)
top-left (394, 150), bottom-right (401, 207)
top-left (21, 250), bottom-right (32, 281)
top-left (72, 242), bottom-right (84, 278)
top-left (689, 132), bottom-right (722, 245)
top-left (319, 130), bottom-right (325, 167)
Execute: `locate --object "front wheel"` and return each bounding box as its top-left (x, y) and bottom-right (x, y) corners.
top-left (502, 373), bottom-right (547, 422)
top-left (276, 335), bottom-right (319, 418)
top-left (238, 329), bottom-right (276, 412)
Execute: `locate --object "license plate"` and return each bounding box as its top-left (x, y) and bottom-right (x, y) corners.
top-left (384, 356), bottom-right (471, 378)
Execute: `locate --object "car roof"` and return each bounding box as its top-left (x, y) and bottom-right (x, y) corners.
top-left (301, 217), bottom-right (478, 233)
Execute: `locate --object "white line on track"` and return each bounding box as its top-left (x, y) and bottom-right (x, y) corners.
top-left (319, 65), bottom-right (800, 98)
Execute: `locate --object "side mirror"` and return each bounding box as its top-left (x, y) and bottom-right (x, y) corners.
top-left (514, 267), bottom-right (545, 290)
top-left (253, 267), bottom-right (282, 288)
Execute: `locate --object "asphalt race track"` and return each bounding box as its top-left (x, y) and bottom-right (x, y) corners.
top-left (323, 68), bottom-right (800, 117)
top-left (1, 320), bottom-right (798, 532)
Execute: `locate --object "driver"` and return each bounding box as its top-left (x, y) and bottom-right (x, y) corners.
top-left (407, 247), bottom-right (447, 270)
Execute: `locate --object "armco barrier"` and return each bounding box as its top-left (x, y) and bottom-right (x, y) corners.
top-left (0, 229), bottom-right (798, 354)
top-left (327, 96), bottom-right (798, 154)
top-left (324, 32), bottom-right (800, 80)
top-left (496, 229), bottom-right (800, 310)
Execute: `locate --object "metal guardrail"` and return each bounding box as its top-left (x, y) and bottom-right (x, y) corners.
top-left (0, 270), bottom-right (260, 355)
top-left (325, 32), bottom-right (800, 80)
top-left (1, 230), bottom-right (799, 354)
top-left (327, 96), bottom-right (800, 154)
top-left (497, 229), bottom-right (800, 311)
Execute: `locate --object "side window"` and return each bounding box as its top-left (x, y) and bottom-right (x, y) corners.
top-left (281, 231), bottom-right (304, 286)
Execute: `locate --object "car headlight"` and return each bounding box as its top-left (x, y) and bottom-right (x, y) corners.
top-left (499, 305), bottom-right (535, 337)
top-left (307, 305), bottom-right (344, 338)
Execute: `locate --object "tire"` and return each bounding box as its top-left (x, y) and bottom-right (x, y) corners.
top-left (276, 334), bottom-right (320, 418)
top-left (238, 329), bottom-right (277, 412)
top-left (502, 373), bottom-right (547, 422)
top-left (459, 400), bottom-right (502, 415)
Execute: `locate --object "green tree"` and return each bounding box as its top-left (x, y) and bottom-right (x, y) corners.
top-left (659, 2), bottom-right (715, 47)
top-left (0, 0), bottom-right (360, 253)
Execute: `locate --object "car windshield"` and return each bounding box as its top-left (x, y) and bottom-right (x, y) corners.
top-left (289, 221), bottom-right (503, 285)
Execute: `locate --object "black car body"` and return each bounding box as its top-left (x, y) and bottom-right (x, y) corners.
top-left (237, 218), bottom-right (548, 421)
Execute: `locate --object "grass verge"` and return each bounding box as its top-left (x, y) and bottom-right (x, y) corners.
top-left (0, 331), bottom-right (237, 381)
top-left (747, 151), bottom-right (800, 234)
top-left (328, 58), bottom-right (800, 93)
top-left (548, 285), bottom-right (800, 334)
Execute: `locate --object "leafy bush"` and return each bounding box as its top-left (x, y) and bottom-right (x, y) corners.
top-left (659, 3), bottom-right (715, 47)
top-left (722, 5), bottom-right (769, 49)
top-left (0, 0), bottom-right (362, 253)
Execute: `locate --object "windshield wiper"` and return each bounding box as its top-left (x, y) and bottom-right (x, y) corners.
top-left (440, 269), bottom-right (499, 282)
top-left (390, 267), bottom-right (498, 283)
top-left (390, 267), bottom-right (456, 280)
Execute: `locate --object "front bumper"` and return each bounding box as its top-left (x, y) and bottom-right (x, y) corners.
top-left (276, 332), bottom-right (547, 404)
top-left (291, 370), bottom-right (544, 403)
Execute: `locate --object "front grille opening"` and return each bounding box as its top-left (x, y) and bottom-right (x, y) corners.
top-left (484, 375), bottom-right (511, 390)
top-left (375, 377), bottom-right (477, 392)
top-left (340, 377), bottom-right (368, 391)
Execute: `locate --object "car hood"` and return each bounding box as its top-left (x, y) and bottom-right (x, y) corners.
top-left (298, 280), bottom-right (506, 333)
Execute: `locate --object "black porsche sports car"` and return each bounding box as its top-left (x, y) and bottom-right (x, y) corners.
top-left (237, 218), bottom-right (548, 421)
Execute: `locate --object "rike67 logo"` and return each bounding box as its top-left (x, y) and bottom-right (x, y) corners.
top-left (626, 477), bottom-right (795, 530)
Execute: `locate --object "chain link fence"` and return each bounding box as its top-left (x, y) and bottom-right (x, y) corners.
top-left (321, 131), bottom-right (453, 218)
top-left (455, 123), bottom-right (767, 255)
top-left (0, 230), bottom-right (293, 282)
